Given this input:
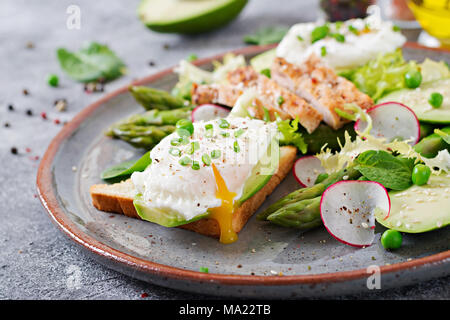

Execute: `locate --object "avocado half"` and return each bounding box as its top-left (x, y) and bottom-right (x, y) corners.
top-left (138, 0), bottom-right (248, 34)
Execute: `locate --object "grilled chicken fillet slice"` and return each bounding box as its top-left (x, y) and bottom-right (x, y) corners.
top-left (271, 55), bottom-right (373, 130)
top-left (226, 66), bottom-right (322, 133)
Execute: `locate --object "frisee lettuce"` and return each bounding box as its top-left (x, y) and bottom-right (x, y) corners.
top-left (316, 131), bottom-right (450, 175)
top-left (277, 117), bottom-right (308, 154)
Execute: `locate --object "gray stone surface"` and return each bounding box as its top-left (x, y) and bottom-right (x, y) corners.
top-left (0, 0), bottom-right (448, 300)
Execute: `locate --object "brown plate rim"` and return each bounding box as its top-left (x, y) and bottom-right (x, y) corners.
top-left (37, 42), bottom-right (450, 287)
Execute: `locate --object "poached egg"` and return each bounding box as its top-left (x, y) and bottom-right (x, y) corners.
top-left (131, 117), bottom-right (277, 243)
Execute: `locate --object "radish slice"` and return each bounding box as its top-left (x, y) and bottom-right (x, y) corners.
top-left (320, 181), bottom-right (390, 248)
top-left (354, 102), bottom-right (420, 145)
top-left (293, 156), bottom-right (325, 188)
top-left (191, 104), bottom-right (230, 122)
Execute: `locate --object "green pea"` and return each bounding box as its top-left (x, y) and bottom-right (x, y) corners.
top-left (176, 119), bottom-right (194, 136)
top-left (404, 70), bottom-right (422, 88)
top-left (47, 74), bottom-right (59, 87)
top-left (428, 92), bottom-right (443, 108)
top-left (411, 164), bottom-right (431, 186)
top-left (381, 229), bottom-right (402, 250)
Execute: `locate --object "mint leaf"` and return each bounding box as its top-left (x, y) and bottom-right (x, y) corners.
top-left (101, 151), bottom-right (151, 181)
top-left (354, 150), bottom-right (414, 191)
top-left (243, 26), bottom-right (289, 45)
top-left (57, 42), bottom-right (125, 82)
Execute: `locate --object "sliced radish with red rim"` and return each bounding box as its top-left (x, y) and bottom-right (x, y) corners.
top-left (320, 180), bottom-right (391, 248)
top-left (191, 104), bottom-right (230, 122)
top-left (293, 156), bottom-right (325, 188)
top-left (355, 102), bottom-right (420, 145)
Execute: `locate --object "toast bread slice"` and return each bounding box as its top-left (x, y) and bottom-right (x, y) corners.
top-left (90, 146), bottom-right (297, 238)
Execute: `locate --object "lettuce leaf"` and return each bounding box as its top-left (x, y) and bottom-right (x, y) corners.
top-left (277, 118), bottom-right (308, 154)
top-left (347, 49), bottom-right (419, 101)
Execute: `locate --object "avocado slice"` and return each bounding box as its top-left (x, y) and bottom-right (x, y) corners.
top-left (134, 145), bottom-right (281, 227)
top-left (375, 174), bottom-right (450, 233)
top-left (379, 78), bottom-right (450, 124)
top-left (250, 48), bottom-right (276, 73)
top-left (138, 0), bottom-right (248, 34)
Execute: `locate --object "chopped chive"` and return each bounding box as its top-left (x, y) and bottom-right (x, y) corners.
top-left (262, 107), bottom-right (271, 122)
top-left (218, 118), bottom-right (230, 129)
top-left (392, 25), bottom-right (401, 32)
top-left (234, 128), bottom-right (245, 138)
top-left (170, 138), bottom-right (181, 146)
top-left (179, 136), bottom-right (190, 145)
top-left (320, 46), bottom-right (327, 57)
top-left (220, 131), bottom-right (230, 137)
top-left (260, 68), bottom-right (271, 78)
top-left (192, 161), bottom-right (200, 170)
top-left (233, 140), bottom-right (240, 153)
top-left (277, 96), bottom-right (284, 106)
top-left (187, 141), bottom-right (200, 155)
top-left (296, 35), bottom-right (304, 41)
top-left (186, 54), bottom-right (198, 62)
top-left (199, 267), bottom-right (209, 273)
top-left (311, 25), bottom-right (329, 43)
top-left (202, 153), bottom-right (211, 166)
top-left (205, 123), bottom-right (214, 137)
top-left (179, 156), bottom-right (192, 166)
top-left (211, 150), bottom-right (221, 159)
top-left (332, 33), bottom-right (345, 42)
top-left (169, 147), bottom-right (181, 157)
top-left (348, 25), bottom-right (358, 35)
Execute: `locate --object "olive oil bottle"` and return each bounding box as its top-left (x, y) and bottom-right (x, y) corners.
top-left (407, 0), bottom-right (450, 47)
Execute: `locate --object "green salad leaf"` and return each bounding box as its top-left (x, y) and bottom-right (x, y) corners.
top-left (57, 42), bottom-right (126, 83)
top-left (345, 49), bottom-right (419, 101)
top-left (101, 151), bottom-right (151, 181)
top-left (354, 150), bottom-right (414, 191)
top-left (243, 26), bottom-right (289, 45)
top-left (277, 118), bottom-right (308, 154)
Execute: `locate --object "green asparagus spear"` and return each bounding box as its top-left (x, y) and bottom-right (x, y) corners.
top-left (266, 197), bottom-right (322, 229)
top-left (108, 107), bottom-right (192, 130)
top-left (107, 124), bottom-right (176, 149)
top-left (413, 126), bottom-right (450, 158)
top-left (257, 166), bottom-right (361, 220)
top-left (129, 86), bottom-right (189, 110)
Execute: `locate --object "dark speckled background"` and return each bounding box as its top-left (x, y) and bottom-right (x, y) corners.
top-left (0, 0), bottom-right (448, 299)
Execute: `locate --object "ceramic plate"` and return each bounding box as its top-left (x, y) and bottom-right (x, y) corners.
top-left (37, 43), bottom-right (450, 298)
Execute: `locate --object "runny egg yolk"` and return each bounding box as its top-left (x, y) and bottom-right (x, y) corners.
top-left (209, 163), bottom-right (238, 244)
